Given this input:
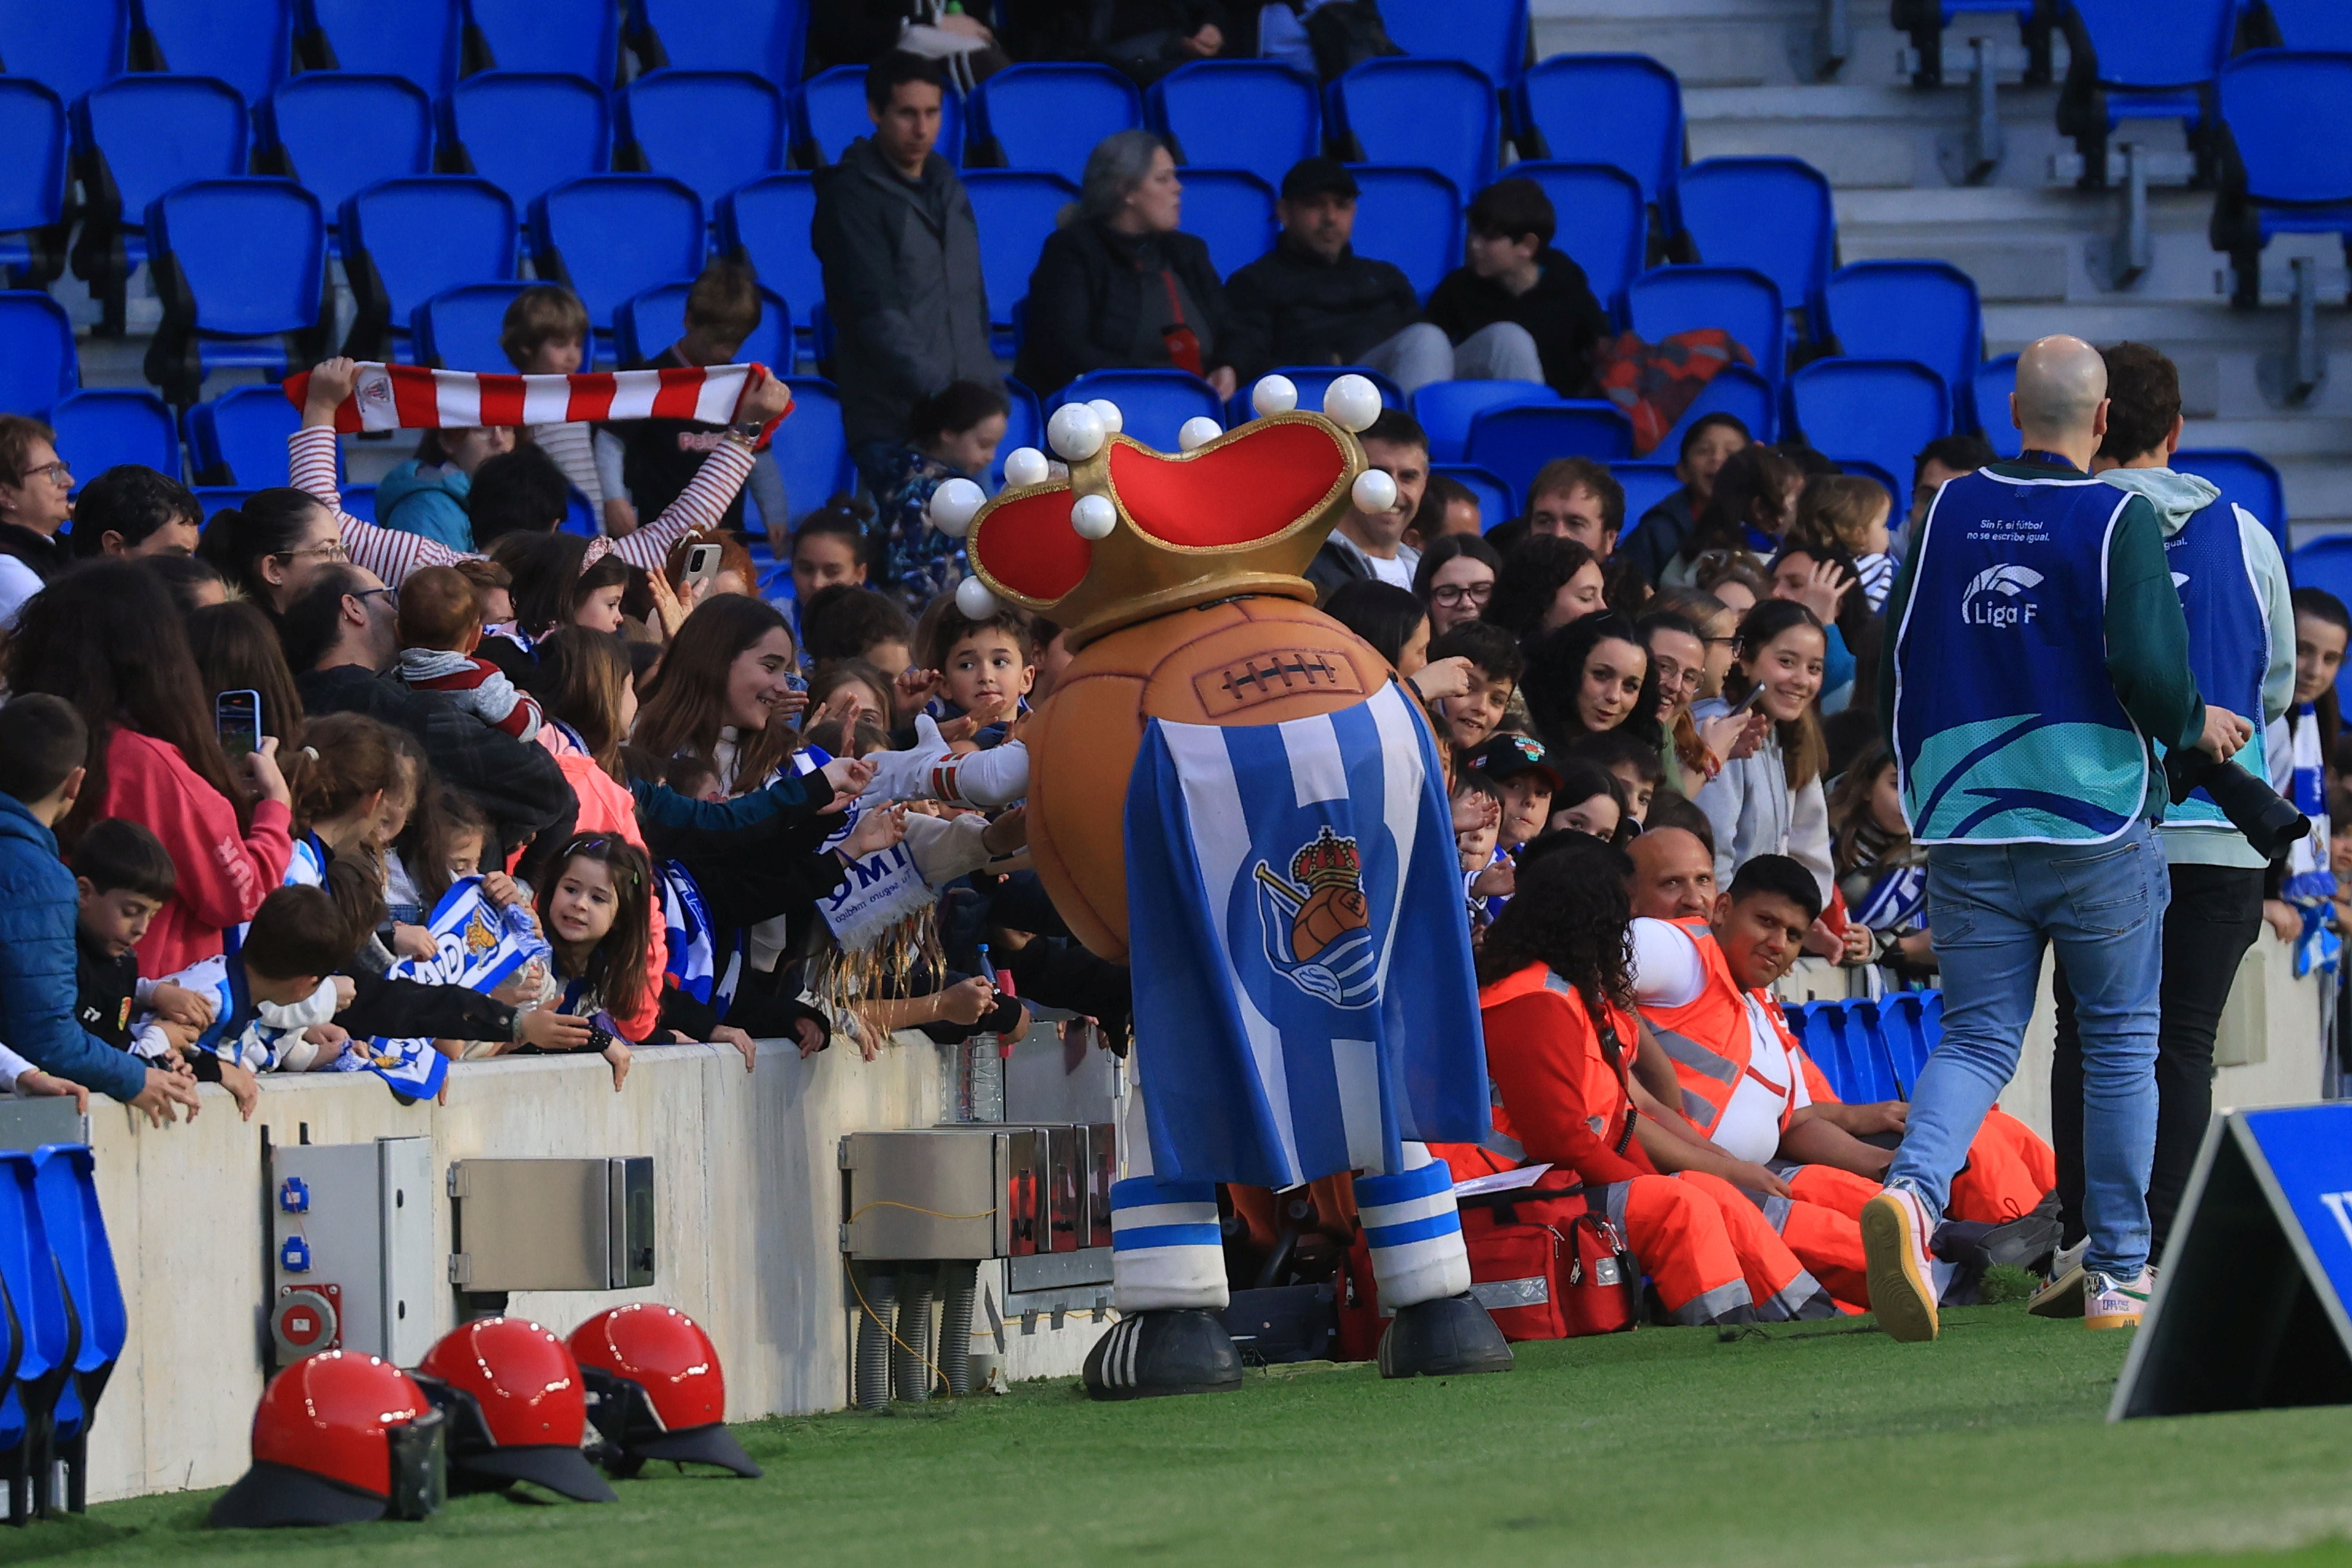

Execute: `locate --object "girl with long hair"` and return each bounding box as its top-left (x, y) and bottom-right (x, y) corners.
top-left (1828, 742), bottom-right (1933, 978)
top-left (187, 600), bottom-right (308, 745)
top-left (530, 833), bottom-right (660, 1080)
top-left (1523, 611), bottom-right (1664, 755)
top-left (196, 488), bottom-right (350, 614)
top-left (632, 593), bottom-right (809, 794)
top-left (1487, 535), bottom-right (1606, 644)
top-left (1691, 599), bottom-right (1835, 925)
top-left (1413, 533), bottom-right (1503, 638)
top-left (5, 561), bottom-right (292, 974)
top-left (1664, 444), bottom-right (1802, 589)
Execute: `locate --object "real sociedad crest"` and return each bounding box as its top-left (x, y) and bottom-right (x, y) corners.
top-left (1252, 825), bottom-right (1379, 1007)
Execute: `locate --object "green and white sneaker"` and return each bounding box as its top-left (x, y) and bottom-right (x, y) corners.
top-left (2083, 1268), bottom-right (2154, 1330)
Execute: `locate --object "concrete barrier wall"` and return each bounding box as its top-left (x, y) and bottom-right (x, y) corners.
top-left (82, 1034), bottom-right (1112, 1504)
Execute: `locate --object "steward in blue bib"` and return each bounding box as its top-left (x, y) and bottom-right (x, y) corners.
top-left (1882, 453), bottom-right (2207, 846)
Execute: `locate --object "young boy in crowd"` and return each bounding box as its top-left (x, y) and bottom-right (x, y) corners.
top-left (1463, 734), bottom-right (1559, 855)
top-left (149, 884), bottom-right (354, 1119)
top-left (499, 285), bottom-right (624, 535)
top-left (802, 582), bottom-right (915, 678)
top-left (1424, 620), bottom-right (1524, 757)
top-left (0, 696), bottom-right (196, 1122)
top-left (72, 816), bottom-right (212, 1060)
top-left (395, 565), bottom-right (543, 742)
top-left (791, 505), bottom-right (873, 613)
top-left (905, 601), bottom-right (1035, 750)
top-left (1451, 771), bottom-right (1514, 925)
top-left (613, 259), bottom-right (787, 546)
top-left (1794, 474), bottom-right (1896, 613)
top-left (1568, 729), bottom-right (1664, 828)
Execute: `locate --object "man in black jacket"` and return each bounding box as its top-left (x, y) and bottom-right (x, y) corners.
top-left (814, 51), bottom-right (1001, 498)
top-left (280, 566), bottom-right (577, 873)
top-left (1425, 178), bottom-right (1613, 399)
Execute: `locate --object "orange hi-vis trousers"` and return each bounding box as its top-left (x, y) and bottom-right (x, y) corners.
top-left (1734, 1162), bottom-right (1878, 1310)
top-left (1600, 1172), bottom-right (1840, 1325)
top-left (1948, 1108), bottom-right (2057, 1222)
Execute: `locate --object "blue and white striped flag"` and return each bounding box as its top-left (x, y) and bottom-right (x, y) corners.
top-left (335, 875), bottom-right (549, 1098)
top-left (1123, 681), bottom-right (1488, 1189)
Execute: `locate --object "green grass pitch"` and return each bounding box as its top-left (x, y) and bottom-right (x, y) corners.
top-left (15, 1304), bottom-right (2352, 1567)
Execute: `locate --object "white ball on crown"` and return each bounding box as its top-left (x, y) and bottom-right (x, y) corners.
top-left (1001, 446), bottom-right (1051, 488)
top-left (1250, 374), bottom-right (1298, 417)
top-left (955, 575), bottom-right (1002, 618)
top-left (1322, 374), bottom-right (1382, 433)
top-left (1047, 403), bottom-right (1107, 462)
top-left (1085, 398), bottom-right (1125, 434)
top-left (1351, 468), bottom-right (1398, 515)
top-left (1177, 416), bottom-right (1222, 452)
top-left (927, 477), bottom-right (986, 538)
top-left (1071, 493), bottom-right (1118, 539)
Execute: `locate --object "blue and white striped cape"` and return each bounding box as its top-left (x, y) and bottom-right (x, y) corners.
top-left (658, 860), bottom-right (742, 1017)
top-left (338, 875), bottom-right (549, 1098)
top-left (1123, 681), bottom-right (1488, 1189)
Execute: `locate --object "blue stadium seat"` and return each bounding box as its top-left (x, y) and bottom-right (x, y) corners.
top-left (442, 71), bottom-right (611, 220)
top-left (1788, 359), bottom-right (1951, 508)
top-left (1145, 60), bottom-right (1318, 192)
top-left (193, 485), bottom-right (255, 517)
top-left (1465, 402), bottom-right (1635, 499)
top-left (341, 481), bottom-right (375, 521)
top-left (990, 377), bottom-right (1042, 492)
top-left (260, 74), bottom-right (433, 233)
top-left (298, 0), bottom-right (460, 96)
top-left (967, 63), bottom-right (1140, 186)
top-left (615, 279), bottom-right (788, 370)
top-left (1626, 264), bottom-right (1785, 387)
top-left (1378, 0), bottom-right (1529, 85)
top-left (2210, 51), bottom-right (2352, 303)
top-left (1431, 463), bottom-right (1515, 532)
top-left (1410, 379), bottom-right (1555, 465)
top-left (1677, 156), bottom-right (1835, 344)
top-left (2059, 0), bottom-right (2234, 175)
top-left (139, 0), bottom-right (292, 105)
top-left (530, 174), bottom-right (704, 363)
top-left (52, 388), bottom-right (177, 477)
top-left (187, 383), bottom-right (306, 485)
top-left (1898, 1), bottom-right (2053, 87)
top-left (715, 172), bottom-right (818, 354)
top-left (340, 174), bottom-right (516, 361)
top-left (463, 0), bottom-right (618, 83)
top-left (69, 74), bottom-right (249, 309)
top-left (1822, 260), bottom-right (1983, 424)
top-left (962, 169), bottom-right (1076, 348)
top-left (1513, 54), bottom-right (1685, 228)
top-left (1968, 351), bottom-right (2022, 459)
top-left (1611, 461), bottom-right (1680, 536)
top-left (1347, 165), bottom-right (1460, 300)
top-left (0, 1150), bottom-right (73, 1523)
top-left (1055, 368), bottom-right (1223, 454)
top-left (0, 290), bottom-right (75, 414)
top-left (1657, 363), bottom-right (1778, 450)
top-left (32, 1145), bottom-right (123, 1514)
top-left (618, 70), bottom-right (785, 212)
top-left (796, 63), bottom-right (962, 167)
top-left (1509, 163), bottom-right (1644, 321)
top-left (627, 0), bottom-right (804, 90)
top-left (1329, 59), bottom-right (1500, 213)
top-left (1874, 991), bottom-right (1942, 1097)
top-left (2263, 0), bottom-right (2352, 49)
top-left (1178, 167), bottom-right (1275, 279)
top-left (0, 81), bottom-right (67, 285)
top-left (144, 177), bottom-right (327, 402)
top-left (2176, 447), bottom-right (2290, 556)
top-left (1230, 365), bottom-right (1401, 427)
top-left (0, 0), bottom-right (128, 105)
top-left (775, 376), bottom-right (851, 525)
top-left (412, 281), bottom-right (532, 371)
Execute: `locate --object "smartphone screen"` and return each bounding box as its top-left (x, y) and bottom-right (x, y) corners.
top-left (683, 543), bottom-right (723, 588)
top-left (216, 689), bottom-right (262, 759)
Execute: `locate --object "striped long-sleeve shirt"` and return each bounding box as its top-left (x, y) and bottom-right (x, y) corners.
top-left (287, 425), bottom-right (758, 584)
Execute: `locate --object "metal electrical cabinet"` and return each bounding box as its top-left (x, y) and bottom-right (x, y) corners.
top-left (269, 1138), bottom-right (437, 1366)
top-left (446, 1157), bottom-right (655, 1291)
top-left (839, 1124), bottom-right (1114, 1263)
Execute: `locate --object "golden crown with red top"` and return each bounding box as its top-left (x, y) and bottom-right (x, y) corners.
top-left (923, 375), bottom-right (1399, 650)
top-left (1290, 826), bottom-right (1363, 891)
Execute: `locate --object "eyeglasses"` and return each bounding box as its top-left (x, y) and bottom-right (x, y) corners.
top-left (277, 538), bottom-right (350, 564)
top-left (16, 460), bottom-right (69, 486)
top-left (1429, 581), bottom-right (1494, 607)
top-left (352, 585), bottom-right (398, 610)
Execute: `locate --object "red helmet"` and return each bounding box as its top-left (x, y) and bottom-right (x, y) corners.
top-left (568, 1305), bottom-right (760, 1478)
top-left (210, 1352), bottom-right (446, 1528)
top-left (415, 1317), bottom-right (615, 1503)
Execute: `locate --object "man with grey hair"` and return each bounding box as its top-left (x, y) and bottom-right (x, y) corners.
top-left (1868, 334), bottom-right (2252, 1343)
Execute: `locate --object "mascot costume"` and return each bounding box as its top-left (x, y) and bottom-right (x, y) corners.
top-left (925, 376), bottom-right (1513, 1399)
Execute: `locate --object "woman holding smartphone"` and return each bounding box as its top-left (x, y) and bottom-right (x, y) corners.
top-left (1690, 599), bottom-right (1836, 915)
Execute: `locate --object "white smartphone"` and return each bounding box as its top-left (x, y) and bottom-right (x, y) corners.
top-left (682, 542), bottom-right (724, 591)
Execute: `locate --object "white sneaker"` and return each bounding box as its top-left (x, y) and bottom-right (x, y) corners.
top-left (2028, 1238), bottom-right (2090, 1319)
top-left (1861, 1187), bottom-right (1940, 1343)
top-left (2084, 1268), bottom-right (2154, 1330)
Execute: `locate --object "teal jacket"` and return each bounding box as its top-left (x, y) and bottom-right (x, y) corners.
top-left (1878, 456), bottom-right (2207, 824)
top-left (376, 460), bottom-right (474, 552)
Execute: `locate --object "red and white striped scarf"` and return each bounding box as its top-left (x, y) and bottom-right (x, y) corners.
top-left (279, 362), bottom-right (787, 434)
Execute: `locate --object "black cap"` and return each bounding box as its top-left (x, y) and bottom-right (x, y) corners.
top-left (1280, 156), bottom-right (1359, 201)
top-left (209, 1462), bottom-right (390, 1530)
top-left (454, 1443), bottom-right (618, 1503)
top-left (1463, 732), bottom-right (1561, 792)
top-left (628, 1423), bottom-right (763, 1479)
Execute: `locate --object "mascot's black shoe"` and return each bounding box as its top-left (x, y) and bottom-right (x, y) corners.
top-left (1084, 1309), bottom-right (1244, 1401)
top-left (1376, 1294), bottom-right (1515, 1379)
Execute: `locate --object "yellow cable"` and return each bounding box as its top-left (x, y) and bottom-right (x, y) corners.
top-left (842, 1257), bottom-right (956, 1401)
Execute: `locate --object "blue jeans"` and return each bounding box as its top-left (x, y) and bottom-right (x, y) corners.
top-left (1886, 820), bottom-right (2168, 1282)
